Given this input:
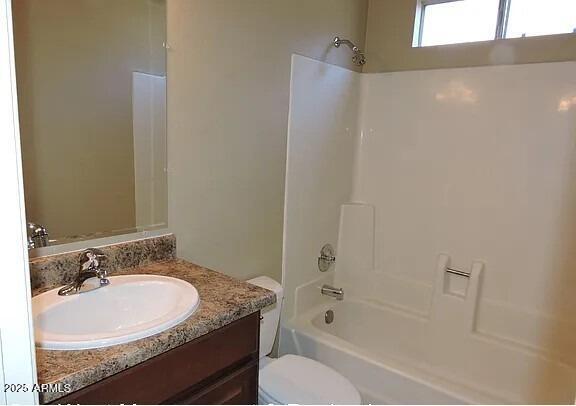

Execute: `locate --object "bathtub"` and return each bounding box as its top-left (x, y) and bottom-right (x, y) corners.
top-left (280, 298), bottom-right (576, 404)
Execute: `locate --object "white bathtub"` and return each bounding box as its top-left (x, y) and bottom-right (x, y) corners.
top-left (280, 298), bottom-right (576, 404)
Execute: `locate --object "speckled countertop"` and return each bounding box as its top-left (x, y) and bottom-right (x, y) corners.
top-left (35, 259), bottom-right (276, 403)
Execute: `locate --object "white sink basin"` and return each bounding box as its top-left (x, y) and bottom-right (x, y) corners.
top-left (32, 274), bottom-right (200, 350)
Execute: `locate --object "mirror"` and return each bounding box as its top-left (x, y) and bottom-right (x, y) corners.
top-left (12, 0), bottom-right (167, 247)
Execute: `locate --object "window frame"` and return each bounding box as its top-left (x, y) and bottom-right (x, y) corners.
top-left (415, 0), bottom-right (512, 47)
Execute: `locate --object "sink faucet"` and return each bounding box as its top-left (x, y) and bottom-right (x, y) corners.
top-left (27, 222), bottom-right (49, 249)
top-left (58, 248), bottom-right (110, 296)
top-left (321, 284), bottom-right (344, 300)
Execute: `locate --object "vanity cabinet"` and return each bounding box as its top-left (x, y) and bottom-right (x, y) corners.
top-left (51, 313), bottom-right (260, 405)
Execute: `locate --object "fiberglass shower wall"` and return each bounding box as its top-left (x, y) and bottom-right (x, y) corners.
top-left (281, 55), bottom-right (360, 321)
top-left (281, 55), bottom-right (576, 402)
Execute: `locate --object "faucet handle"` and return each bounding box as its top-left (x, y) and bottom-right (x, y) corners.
top-left (79, 248), bottom-right (107, 271)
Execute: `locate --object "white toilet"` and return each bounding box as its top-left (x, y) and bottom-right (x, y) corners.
top-left (247, 276), bottom-right (361, 405)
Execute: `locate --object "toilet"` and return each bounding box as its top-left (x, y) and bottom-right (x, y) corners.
top-left (247, 276), bottom-right (361, 405)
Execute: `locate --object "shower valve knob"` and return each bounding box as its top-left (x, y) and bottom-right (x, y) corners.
top-left (318, 244), bottom-right (336, 272)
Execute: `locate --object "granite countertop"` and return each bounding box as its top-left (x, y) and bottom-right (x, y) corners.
top-left (35, 259), bottom-right (276, 403)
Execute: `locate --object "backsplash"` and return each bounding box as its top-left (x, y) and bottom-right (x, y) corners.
top-left (29, 234), bottom-right (176, 292)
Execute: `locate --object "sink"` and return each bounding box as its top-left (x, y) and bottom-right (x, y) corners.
top-left (32, 274), bottom-right (200, 350)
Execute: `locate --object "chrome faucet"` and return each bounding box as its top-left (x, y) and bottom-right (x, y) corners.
top-left (27, 222), bottom-right (49, 249)
top-left (321, 284), bottom-right (344, 300)
top-left (58, 248), bottom-right (110, 296)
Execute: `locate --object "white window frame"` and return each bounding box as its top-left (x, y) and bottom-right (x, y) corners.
top-left (0, 0), bottom-right (38, 404)
top-left (414, 0), bottom-right (513, 47)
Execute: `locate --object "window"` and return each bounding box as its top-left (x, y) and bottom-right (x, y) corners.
top-left (415, 0), bottom-right (576, 47)
top-left (506, 0), bottom-right (576, 38)
top-left (418, 0), bottom-right (500, 46)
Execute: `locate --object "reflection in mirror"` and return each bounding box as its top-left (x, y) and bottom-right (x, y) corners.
top-left (12, 0), bottom-right (167, 247)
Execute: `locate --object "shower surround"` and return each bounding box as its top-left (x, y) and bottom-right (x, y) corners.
top-left (280, 55), bottom-right (576, 403)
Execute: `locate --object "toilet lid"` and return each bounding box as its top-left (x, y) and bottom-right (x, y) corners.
top-left (259, 355), bottom-right (361, 405)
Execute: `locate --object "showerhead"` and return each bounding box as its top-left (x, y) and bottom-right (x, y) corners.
top-left (333, 36), bottom-right (366, 66)
top-left (352, 53), bottom-right (366, 66)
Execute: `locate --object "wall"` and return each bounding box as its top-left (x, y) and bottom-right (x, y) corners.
top-left (323, 61), bottom-right (576, 402)
top-left (13, 0), bottom-right (166, 240)
top-left (282, 55), bottom-right (359, 320)
top-left (167, 0), bottom-right (368, 282)
top-left (364, 0), bottom-right (576, 72)
top-left (354, 62), bottom-right (576, 353)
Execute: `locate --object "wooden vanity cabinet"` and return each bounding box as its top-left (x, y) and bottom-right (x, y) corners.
top-left (51, 312), bottom-right (260, 405)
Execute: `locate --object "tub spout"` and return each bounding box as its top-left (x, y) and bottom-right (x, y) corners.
top-left (321, 284), bottom-right (344, 300)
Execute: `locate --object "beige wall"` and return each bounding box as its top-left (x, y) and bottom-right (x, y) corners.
top-left (364, 0), bottom-right (576, 72)
top-left (167, 0), bottom-right (368, 282)
top-left (13, 0), bottom-right (166, 240)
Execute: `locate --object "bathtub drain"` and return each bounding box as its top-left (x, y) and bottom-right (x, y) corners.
top-left (325, 309), bottom-right (334, 324)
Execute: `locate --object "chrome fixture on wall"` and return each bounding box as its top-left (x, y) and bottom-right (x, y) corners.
top-left (333, 36), bottom-right (366, 66)
top-left (321, 284), bottom-right (344, 300)
top-left (26, 222), bottom-right (49, 249)
top-left (58, 248), bottom-right (110, 296)
top-left (318, 243), bottom-right (336, 272)
top-left (446, 267), bottom-right (471, 278)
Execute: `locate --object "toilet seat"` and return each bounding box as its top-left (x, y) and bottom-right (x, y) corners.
top-left (259, 355), bottom-right (361, 404)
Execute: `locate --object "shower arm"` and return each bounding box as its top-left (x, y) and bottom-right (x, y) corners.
top-left (333, 36), bottom-right (361, 53)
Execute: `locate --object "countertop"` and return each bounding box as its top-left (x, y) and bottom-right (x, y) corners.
top-left (34, 259), bottom-right (276, 403)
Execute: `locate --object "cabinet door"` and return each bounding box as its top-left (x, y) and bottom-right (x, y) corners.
top-left (175, 362), bottom-right (258, 405)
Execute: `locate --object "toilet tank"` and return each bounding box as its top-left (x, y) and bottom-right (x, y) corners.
top-left (246, 276), bottom-right (283, 359)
